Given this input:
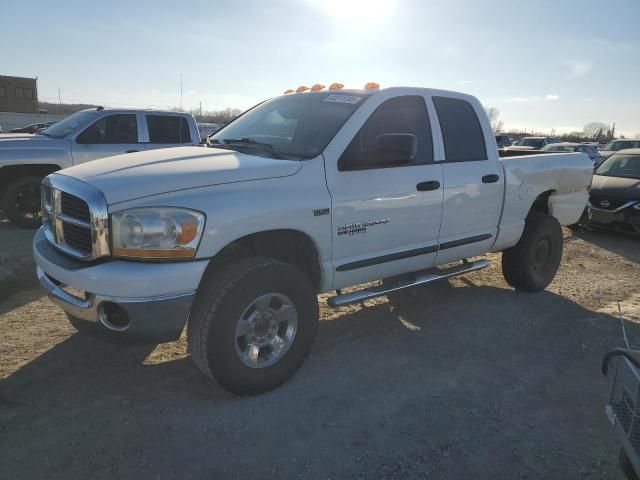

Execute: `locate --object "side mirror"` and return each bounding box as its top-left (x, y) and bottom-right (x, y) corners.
top-left (373, 133), bottom-right (417, 166)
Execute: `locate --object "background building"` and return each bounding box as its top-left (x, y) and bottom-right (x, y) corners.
top-left (0, 75), bottom-right (38, 113)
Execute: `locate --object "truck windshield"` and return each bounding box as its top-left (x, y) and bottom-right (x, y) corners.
top-left (210, 92), bottom-right (370, 159)
top-left (595, 154), bottom-right (640, 180)
top-left (41, 110), bottom-right (100, 139)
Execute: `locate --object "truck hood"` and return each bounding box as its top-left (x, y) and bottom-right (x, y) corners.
top-left (0, 134), bottom-right (66, 147)
top-left (591, 174), bottom-right (640, 200)
top-left (60, 146), bottom-right (303, 205)
top-left (0, 133), bottom-right (39, 139)
top-left (0, 135), bottom-right (71, 167)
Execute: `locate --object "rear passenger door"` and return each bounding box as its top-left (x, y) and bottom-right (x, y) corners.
top-left (143, 114), bottom-right (194, 151)
top-left (432, 96), bottom-right (504, 264)
top-left (71, 113), bottom-right (142, 164)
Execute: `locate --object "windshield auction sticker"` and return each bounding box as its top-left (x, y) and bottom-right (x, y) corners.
top-left (323, 94), bottom-right (362, 104)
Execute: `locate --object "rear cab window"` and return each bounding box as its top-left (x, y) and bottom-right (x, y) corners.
top-left (146, 115), bottom-right (192, 144)
top-left (432, 96), bottom-right (487, 161)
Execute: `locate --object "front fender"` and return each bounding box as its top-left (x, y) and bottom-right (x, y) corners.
top-left (104, 158), bottom-right (335, 291)
top-left (0, 146), bottom-right (72, 170)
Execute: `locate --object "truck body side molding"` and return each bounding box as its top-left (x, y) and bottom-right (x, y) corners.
top-left (335, 234), bottom-right (492, 272)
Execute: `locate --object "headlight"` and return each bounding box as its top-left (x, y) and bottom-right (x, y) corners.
top-left (111, 207), bottom-right (205, 259)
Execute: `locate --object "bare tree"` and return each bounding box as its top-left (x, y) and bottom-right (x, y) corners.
top-left (583, 121), bottom-right (609, 140)
top-left (484, 106), bottom-right (504, 133)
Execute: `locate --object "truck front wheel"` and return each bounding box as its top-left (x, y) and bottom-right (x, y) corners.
top-left (187, 257), bottom-right (319, 396)
top-left (2, 176), bottom-right (43, 229)
top-left (501, 215), bottom-right (563, 292)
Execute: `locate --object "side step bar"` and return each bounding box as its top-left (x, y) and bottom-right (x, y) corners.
top-left (327, 259), bottom-right (489, 308)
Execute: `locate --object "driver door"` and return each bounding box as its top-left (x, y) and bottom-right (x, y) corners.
top-left (323, 93), bottom-right (444, 289)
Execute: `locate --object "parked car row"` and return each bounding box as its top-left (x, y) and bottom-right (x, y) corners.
top-left (505, 136), bottom-right (562, 151)
top-left (541, 142), bottom-right (603, 164)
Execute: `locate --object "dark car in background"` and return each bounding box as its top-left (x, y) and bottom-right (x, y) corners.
top-left (9, 121), bottom-right (56, 134)
top-left (586, 149), bottom-right (640, 235)
top-left (541, 142), bottom-right (603, 164)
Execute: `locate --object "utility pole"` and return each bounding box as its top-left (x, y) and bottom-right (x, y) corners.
top-left (180, 74), bottom-right (183, 111)
top-left (199, 101), bottom-right (202, 118)
top-left (58, 88), bottom-right (61, 115)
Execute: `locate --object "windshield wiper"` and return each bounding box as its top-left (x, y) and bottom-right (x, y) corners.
top-left (207, 138), bottom-right (235, 150)
top-left (221, 138), bottom-right (283, 159)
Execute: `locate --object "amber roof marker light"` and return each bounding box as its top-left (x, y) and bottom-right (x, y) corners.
top-left (283, 89), bottom-right (294, 94)
top-left (364, 82), bottom-right (380, 90)
top-left (329, 83), bottom-right (344, 90)
top-left (310, 84), bottom-right (325, 91)
top-left (296, 86), bottom-right (310, 93)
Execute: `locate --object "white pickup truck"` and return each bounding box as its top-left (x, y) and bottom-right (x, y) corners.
top-left (0, 108), bottom-right (200, 228)
top-left (33, 86), bottom-right (593, 396)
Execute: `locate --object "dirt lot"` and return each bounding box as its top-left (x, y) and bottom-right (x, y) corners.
top-left (1, 219), bottom-right (639, 480)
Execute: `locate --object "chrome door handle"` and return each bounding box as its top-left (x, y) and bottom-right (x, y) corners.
top-left (482, 174), bottom-right (500, 183)
top-left (416, 181), bottom-right (441, 191)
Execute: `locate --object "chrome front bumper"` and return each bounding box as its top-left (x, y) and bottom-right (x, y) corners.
top-left (33, 228), bottom-right (207, 343)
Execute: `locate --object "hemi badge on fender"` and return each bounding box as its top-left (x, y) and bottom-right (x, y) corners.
top-left (313, 208), bottom-right (330, 217)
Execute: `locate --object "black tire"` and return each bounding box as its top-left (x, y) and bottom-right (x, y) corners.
top-left (188, 257), bottom-right (319, 396)
top-left (2, 176), bottom-right (43, 229)
top-left (619, 449), bottom-right (639, 480)
top-left (501, 215), bottom-right (563, 292)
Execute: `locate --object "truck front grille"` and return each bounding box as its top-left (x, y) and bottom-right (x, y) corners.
top-left (41, 175), bottom-right (110, 261)
top-left (62, 222), bottom-right (93, 252)
top-left (61, 192), bottom-right (90, 222)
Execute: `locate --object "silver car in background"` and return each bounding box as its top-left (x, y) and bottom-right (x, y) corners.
top-left (541, 142), bottom-right (603, 164)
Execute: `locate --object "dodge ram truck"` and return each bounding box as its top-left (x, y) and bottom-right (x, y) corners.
top-left (0, 108), bottom-right (200, 228)
top-left (32, 85), bottom-right (593, 395)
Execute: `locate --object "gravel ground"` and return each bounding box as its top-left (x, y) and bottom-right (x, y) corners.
top-left (0, 219), bottom-right (639, 479)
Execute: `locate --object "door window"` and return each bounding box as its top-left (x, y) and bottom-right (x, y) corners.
top-left (433, 96), bottom-right (487, 162)
top-left (77, 114), bottom-right (138, 144)
top-left (338, 95), bottom-right (433, 171)
top-left (147, 115), bottom-right (192, 144)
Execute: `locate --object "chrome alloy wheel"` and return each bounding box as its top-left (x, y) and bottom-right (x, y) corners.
top-left (234, 293), bottom-right (298, 368)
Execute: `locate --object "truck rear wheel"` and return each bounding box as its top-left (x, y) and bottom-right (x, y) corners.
top-left (187, 257), bottom-right (319, 396)
top-left (501, 215), bottom-right (563, 292)
top-left (2, 176), bottom-right (43, 229)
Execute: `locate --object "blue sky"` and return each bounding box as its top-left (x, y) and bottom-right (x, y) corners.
top-left (3, 0), bottom-right (639, 136)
